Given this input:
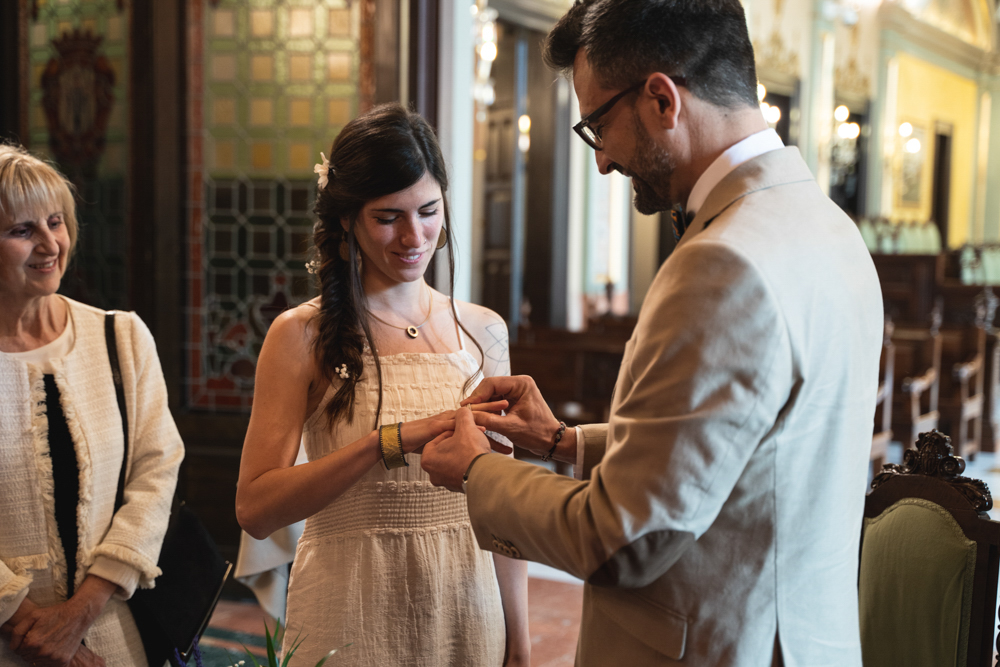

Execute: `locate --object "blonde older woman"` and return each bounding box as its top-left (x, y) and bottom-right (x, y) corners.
top-left (0, 145), bottom-right (183, 667)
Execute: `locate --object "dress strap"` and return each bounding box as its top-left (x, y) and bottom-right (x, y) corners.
top-left (450, 298), bottom-right (467, 352)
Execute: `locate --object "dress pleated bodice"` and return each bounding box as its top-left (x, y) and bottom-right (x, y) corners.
top-left (283, 347), bottom-right (505, 667)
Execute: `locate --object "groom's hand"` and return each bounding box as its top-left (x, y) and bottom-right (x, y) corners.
top-left (462, 375), bottom-right (562, 457)
top-left (422, 408), bottom-right (497, 492)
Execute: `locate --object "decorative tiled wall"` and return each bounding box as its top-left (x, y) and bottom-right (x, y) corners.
top-left (186, 0), bottom-right (363, 410)
top-left (28, 0), bottom-right (130, 310)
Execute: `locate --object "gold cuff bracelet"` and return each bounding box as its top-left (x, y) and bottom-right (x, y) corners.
top-left (379, 422), bottom-right (408, 470)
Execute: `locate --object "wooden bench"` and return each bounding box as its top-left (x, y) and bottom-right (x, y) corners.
top-left (890, 309), bottom-right (942, 451)
top-left (938, 284), bottom-right (997, 458)
top-left (938, 325), bottom-right (986, 460)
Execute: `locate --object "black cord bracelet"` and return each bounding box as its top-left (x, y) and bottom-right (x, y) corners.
top-left (540, 421), bottom-right (567, 462)
top-left (462, 452), bottom-right (492, 494)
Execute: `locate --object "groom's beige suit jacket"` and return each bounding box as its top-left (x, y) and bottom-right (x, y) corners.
top-left (467, 147), bottom-right (884, 666)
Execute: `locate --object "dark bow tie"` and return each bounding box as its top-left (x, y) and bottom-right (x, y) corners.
top-left (670, 205), bottom-right (694, 242)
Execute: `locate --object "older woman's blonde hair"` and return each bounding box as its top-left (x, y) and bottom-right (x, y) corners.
top-left (0, 145), bottom-right (78, 254)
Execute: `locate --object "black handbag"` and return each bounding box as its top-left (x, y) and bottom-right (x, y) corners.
top-left (106, 312), bottom-right (233, 666)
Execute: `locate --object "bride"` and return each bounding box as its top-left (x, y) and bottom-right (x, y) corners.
top-left (236, 104), bottom-right (529, 666)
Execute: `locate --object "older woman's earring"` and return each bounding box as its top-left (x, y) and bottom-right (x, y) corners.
top-left (436, 228), bottom-right (448, 250)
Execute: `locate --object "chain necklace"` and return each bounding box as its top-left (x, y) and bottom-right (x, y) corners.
top-left (368, 283), bottom-right (433, 339)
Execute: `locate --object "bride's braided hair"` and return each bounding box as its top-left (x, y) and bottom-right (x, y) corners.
top-left (311, 103), bottom-right (484, 428)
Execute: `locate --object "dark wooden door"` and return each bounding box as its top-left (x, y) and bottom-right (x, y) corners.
top-left (932, 131), bottom-right (952, 247)
top-left (482, 107), bottom-right (515, 317)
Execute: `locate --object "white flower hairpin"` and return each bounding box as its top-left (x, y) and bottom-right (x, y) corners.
top-left (314, 152), bottom-right (332, 190)
top-left (337, 363), bottom-right (350, 380)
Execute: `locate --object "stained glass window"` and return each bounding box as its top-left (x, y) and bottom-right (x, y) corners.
top-left (28, 0), bottom-right (130, 310)
top-left (186, 0), bottom-right (362, 410)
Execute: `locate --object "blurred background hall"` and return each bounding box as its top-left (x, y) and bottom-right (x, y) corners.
top-left (3, 0), bottom-right (1000, 664)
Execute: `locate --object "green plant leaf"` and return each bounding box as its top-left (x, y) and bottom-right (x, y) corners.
top-left (263, 618), bottom-right (278, 667)
top-left (279, 642), bottom-right (300, 667)
top-left (313, 648), bottom-right (339, 667)
top-left (254, 617), bottom-right (350, 667)
top-left (273, 618), bottom-right (286, 648)
top-left (224, 648), bottom-right (244, 667)
top-left (314, 643), bottom-right (352, 666)
top-left (240, 644), bottom-right (264, 667)
top-left (280, 630), bottom-right (307, 667)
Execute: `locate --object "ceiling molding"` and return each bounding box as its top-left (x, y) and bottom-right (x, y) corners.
top-left (880, 3), bottom-right (994, 74)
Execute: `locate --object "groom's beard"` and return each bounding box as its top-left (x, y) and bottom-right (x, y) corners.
top-left (629, 111), bottom-right (677, 215)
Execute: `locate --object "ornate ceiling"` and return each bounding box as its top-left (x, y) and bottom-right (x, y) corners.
top-left (898, 0), bottom-right (995, 51)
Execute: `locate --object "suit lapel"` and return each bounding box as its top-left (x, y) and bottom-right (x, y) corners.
top-left (674, 146), bottom-right (816, 252)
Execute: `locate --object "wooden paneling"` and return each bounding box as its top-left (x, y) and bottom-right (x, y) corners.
top-left (871, 254), bottom-right (945, 324)
top-left (510, 326), bottom-right (632, 426)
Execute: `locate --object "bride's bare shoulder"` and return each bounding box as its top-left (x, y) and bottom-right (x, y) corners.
top-left (452, 300), bottom-right (508, 345)
top-left (266, 299), bottom-right (322, 350)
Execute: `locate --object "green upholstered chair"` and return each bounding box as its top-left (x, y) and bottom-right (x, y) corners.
top-left (860, 430), bottom-right (1000, 667)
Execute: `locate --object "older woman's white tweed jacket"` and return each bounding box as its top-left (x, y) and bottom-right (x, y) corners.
top-left (0, 298), bottom-right (184, 667)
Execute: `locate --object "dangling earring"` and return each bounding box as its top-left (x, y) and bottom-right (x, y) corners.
top-left (436, 227), bottom-right (448, 250)
top-left (339, 238), bottom-right (350, 261)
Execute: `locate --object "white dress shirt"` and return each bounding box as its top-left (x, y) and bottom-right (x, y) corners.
top-left (686, 128), bottom-right (784, 217)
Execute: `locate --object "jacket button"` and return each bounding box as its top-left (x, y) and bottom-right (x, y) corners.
top-left (509, 546), bottom-right (521, 559)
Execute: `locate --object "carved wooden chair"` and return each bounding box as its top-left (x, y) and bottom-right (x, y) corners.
top-left (860, 431), bottom-right (1000, 667)
top-left (891, 306), bottom-right (942, 451)
top-left (871, 317), bottom-right (894, 476)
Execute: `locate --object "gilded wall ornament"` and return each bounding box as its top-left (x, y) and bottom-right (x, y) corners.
top-left (753, 30), bottom-right (801, 78)
top-left (835, 58), bottom-right (871, 99)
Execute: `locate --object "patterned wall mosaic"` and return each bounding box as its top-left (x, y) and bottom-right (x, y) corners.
top-left (186, 0), bottom-right (363, 410)
top-left (28, 0), bottom-right (130, 310)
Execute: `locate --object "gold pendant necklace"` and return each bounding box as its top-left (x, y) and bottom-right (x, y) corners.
top-left (368, 284), bottom-right (433, 339)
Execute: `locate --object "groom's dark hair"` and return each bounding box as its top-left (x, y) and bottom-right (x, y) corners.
top-left (543, 0), bottom-right (759, 110)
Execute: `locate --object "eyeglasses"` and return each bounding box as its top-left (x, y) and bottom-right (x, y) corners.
top-left (573, 76), bottom-right (687, 150)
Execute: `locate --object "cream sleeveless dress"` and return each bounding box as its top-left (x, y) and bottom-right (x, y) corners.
top-left (282, 321), bottom-right (506, 666)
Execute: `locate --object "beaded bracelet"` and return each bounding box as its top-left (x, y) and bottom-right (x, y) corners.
top-left (379, 422), bottom-right (409, 469)
top-left (540, 421), bottom-right (567, 462)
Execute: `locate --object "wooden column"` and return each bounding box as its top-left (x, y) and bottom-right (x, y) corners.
top-left (408, 0), bottom-right (439, 127)
top-left (0, 0), bottom-right (25, 144)
top-left (128, 0), bottom-right (185, 406)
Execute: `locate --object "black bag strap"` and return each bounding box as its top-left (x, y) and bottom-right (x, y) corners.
top-left (106, 311), bottom-right (130, 512)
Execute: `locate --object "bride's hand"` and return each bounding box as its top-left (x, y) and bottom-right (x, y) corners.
top-left (399, 402), bottom-right (506, 455)
top-left (399, 415), bottom-right (457, 454)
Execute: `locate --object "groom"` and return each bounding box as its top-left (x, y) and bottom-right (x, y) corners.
top-left (422, 0), bottom-right (884, 665)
